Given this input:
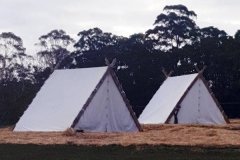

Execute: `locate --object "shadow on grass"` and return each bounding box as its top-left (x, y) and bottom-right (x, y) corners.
top-left (0, 144), bottom-right (239, 160)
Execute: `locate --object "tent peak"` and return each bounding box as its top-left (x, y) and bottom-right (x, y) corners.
top-left (105, 58), bottom-right (117, 68)
top-left (162, 68), bottom-right (173, 79)
top-left (195, 65), bottom-right (207, 74)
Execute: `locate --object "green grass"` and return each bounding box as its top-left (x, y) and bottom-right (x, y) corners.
top-left (0, 144), bottom-right (239, 160)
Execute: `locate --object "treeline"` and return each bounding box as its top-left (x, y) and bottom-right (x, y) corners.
top-left (0, 5), bottom-right (240, 126)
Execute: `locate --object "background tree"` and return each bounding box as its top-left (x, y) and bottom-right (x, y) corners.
top-left (36, 29), bottom-right (75, 71)
top-left (0, 32), bottom-right (33, 83)
top-left (71, 28), bottom-right (127, 67)
top-left (234, 30), bottom-right (240, 42)
top-left (146, 5), bottom-right (199, 51)
top-left (0, 32), bottom-right (36, 126)
top-left (74, 28), bottom-right (124, 53)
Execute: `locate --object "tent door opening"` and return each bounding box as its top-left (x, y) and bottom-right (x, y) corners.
top-left (173, 105), bottom-right (181, 124)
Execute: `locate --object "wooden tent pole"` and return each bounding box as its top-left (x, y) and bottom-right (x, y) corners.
top-left (162, 68), bottom-right (173, 79)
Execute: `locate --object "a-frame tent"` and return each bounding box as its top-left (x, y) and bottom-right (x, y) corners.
top-left (139, 72), bottom-right (229, 125)
top-left (14, 66), bottom-right (142, 132)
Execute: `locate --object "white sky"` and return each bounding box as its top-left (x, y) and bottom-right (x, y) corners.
top-left (0, 0), bottom-right (239, 54)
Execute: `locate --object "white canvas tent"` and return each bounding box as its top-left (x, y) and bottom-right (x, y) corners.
top-left (139, 72), bottom-right (229, 125)
top-left (14, 66), bottom-right (142, 132)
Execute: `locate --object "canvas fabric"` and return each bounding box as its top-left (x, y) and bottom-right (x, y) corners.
top-left (74, 74), bottom-right (138, 132)
top-left (139, 73), bottom-right (198, 124)
top-left (169, 79), bottom-right (226, 124)
top-left (14, 67), bottom-right (108, 131)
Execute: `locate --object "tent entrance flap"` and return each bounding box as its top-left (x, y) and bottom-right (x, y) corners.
top-left (168, 78), bottom-right (227, 124)
top-left (73, 74), bottom-right (138, 132)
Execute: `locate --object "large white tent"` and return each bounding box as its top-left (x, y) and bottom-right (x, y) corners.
top-left (14, 66), bottom-right (141, 132)
top-left (139, 73), bottom-right (229, 125)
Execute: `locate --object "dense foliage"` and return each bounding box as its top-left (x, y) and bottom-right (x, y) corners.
top-left (0, 5), bottom-right (240, 126)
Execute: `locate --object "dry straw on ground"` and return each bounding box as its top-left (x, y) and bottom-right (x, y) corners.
top-left (1, 119), bottom-right (240, 147)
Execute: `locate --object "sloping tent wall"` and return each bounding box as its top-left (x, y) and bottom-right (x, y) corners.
top-left (139, 73), bottom-right (229, 125)
top-left (14, 66), bottom-right (141, 132)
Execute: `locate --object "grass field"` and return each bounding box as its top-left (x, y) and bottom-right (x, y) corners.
top-left (0, 119), bottom-right (240, 159)
top-left (1, 121), bottom-right (240, 147)
top-left (0, 144), bottom-right (240, 160)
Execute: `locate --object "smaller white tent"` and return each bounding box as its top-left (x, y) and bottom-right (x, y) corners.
top-left (139, 72), bottom-right (229, 125)
top-left (14, 66), bottom-right (142, 132)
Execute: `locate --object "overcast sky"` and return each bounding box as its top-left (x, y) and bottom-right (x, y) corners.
top-left (0, 0), bottom-right (239, 54)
